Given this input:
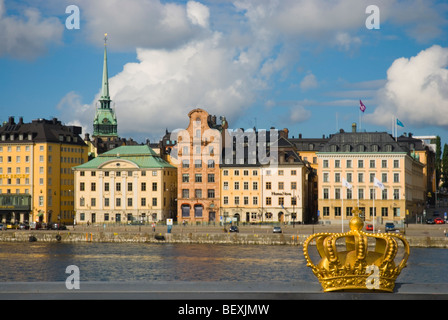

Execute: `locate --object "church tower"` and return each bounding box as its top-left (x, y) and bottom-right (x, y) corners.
top-left (93, 33), bottom-right (118, 139)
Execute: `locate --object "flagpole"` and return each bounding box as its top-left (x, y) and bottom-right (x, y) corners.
top-left (342, 192), bottom-right (344, 233)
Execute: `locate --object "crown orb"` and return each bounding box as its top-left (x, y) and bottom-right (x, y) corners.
top-left (349, 215), bottom-right (364, 231)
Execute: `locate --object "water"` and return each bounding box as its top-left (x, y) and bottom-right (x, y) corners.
top-left (0, 242), bottom-right (447, 285)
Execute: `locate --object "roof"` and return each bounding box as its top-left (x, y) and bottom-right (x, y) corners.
top-left (0, 117), bottom-right (86, 146)
top-left (319, 131), bottom-right (406, 153)
top-left (74, 145), bottom-right (175, 169)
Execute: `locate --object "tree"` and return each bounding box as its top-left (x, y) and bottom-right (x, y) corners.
top-left (442, 143), bottom-right (448, 188)
top-left (435, 136), bottom-right (442, 188)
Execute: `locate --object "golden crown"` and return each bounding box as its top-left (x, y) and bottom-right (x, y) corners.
top-left (303, 207), bottom-right (410, 292)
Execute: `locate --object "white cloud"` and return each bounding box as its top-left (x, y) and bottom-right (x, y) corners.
top-left (0, 0), bottom-right (63, 59)
top-left (76, 0), bottom-right (210, 50)
top-left (365, 45), bottom-right (448, 128)
top-left (300, 73), bottom-right (318, 91)
top-left (187, 1), bottom-right (210, 28)
top-left (289, 105), bottom-right (311, 123)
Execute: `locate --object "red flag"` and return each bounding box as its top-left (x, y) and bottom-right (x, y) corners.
top-left (359, 100), bottom-right (366, 112)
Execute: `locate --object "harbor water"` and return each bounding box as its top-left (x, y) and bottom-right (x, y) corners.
top-left (0, 242), bottom-right (447, 285)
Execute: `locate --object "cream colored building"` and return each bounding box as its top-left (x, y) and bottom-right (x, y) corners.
top-left (317, 130), bottom-right (425, 226)
top-left (73, 145), bottom-right (177, 224)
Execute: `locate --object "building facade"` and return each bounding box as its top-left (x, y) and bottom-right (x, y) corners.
top-left (175, 108), bottom-right (228, 224)
top-left (73, 145), bottom-right (177, 224)
top-left (0, 117), bottom-right (88, 225)
top-left (317, 129), bottom-right (425, 226)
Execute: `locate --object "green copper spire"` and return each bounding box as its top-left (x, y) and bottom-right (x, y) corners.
top-left (100, 33), bottom-right (111, 108)
top-left (93, 33), bottom-right (118, 138)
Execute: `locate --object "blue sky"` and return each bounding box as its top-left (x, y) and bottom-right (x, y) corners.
top-left (1, 0), bottom-right (448, 145)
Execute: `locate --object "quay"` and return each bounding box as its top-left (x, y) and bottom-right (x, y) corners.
top-left (1, 223), bottom-right (448, 247)
top-left (1, 280), bottom-right (448, 300)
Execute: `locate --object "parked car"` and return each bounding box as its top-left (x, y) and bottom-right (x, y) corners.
top-left (229, 226), bottom-right (239, 233)
top-left (48, 223), bottom-right (67, 230)
top-left (365, 224), bottom-right (373, 231)
top-left (273, 226), bottom-right (282, 233)
top-left (18, 223), bottom-right (29, 230)
top-left (0, 224), bottom-right (6, 231)
top-left (434, 218), bottom-right (445, 224)
top-left (426, 218), bottom-right (435, 224)
top-left (385, 222), bottom-right (395, 232)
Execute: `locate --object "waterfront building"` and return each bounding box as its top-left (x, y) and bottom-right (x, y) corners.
top-left (0, 117), bottom-right (88, 225)
top-left (220, 128), bottom-right (311, 224)
top-left (317, 126), bottom-right (425, 226)
top-left (174, 108), bottom-right (228, 224)
top-left (73, 145), bottom-right (177, 224)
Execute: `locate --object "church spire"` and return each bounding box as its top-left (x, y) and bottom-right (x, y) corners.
top-left (99, 33), bottom-right (111, 108)
top-left (93, 33), bottom-right (118, 139)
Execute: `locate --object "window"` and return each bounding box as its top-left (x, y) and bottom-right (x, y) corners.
top-left (104, 198), bottom-right (109, 207)
top-left (278, 197), bottom-right (284, 206)
top-left (195, 174), bottom-right (202, 183)
top-left (116, 198), bottom-right (121, 207)
top-left (91, 182), bottom-right (96, 191)
top-left (116, 182), bottom-right (121, 192)
top-left (358, 173), bottom-right (364, 183)
top-left (223, 181), bottom-right (229, 190)
top-left (253, 182), bottom-right (258, 190)
top-left (382, 173), bottom-right (387, 183)
top-left (382, 160), bottom-right (387, 168)
top-left (323, 207), bottom-right (330, 216)
top-left (382, 189), bottom-right (388, 200)
top-left (291, 182), bottom-right (297, 190)
top-left (104, 182), bottom-right (109, 192)
top-left (266, 197), bottom-right (272, 205)
top-left (182, 174), bottom-right (189, 183)
top-left (394, 173), bottom-right (400, 183)
top-left (335, 173), bottom-right (340, 183)
top-left (234, 196), bottom-right (240, 205)
top-left (335, 188), bottom-right (340, 200)
top-left (334, 207), bottom-right (341, 217)
top-left (323, 160), bottom-right (329, 168)
top-left (223, 196), bottom-right (229, 205)
top-left (127, 198), bottom-right (133, 207)
top-left (234, 181), bottom-right (239, 190)
top-left (195, 189), bottom-right (202, 198)
top-left (208, 174), bottom-right (215, 183)
top-left (323, 188), bottom-right (329, 199)
top-left (91, 198), bottom-right (96, 207)
top-left (253, 196), bottom-right (258, 205)
top-left (335, 160), bottom-right (340, 168)
top-left (141, 182), bottom-right (146, 191)
top-left (128, 182), bottom-right (133, 192)
top-left (182, 189), bottom-right (189, 198)
top-left (358, 160), bottom-right (364, 168)
top-left (381, 207), bottom-right (388, 217)
top-left (358, 188), bottom-right (364, 200)
top-left (207, 189), bottom-right (215, 198)
top-left (278, 182), bottom-right (284, 190)
top-left (152, 198), bottom-right (157, 206)
top-left (394, 189), bottom-right (400, 200)
top-left (244, 181), bottom-right (249, 190)
top-left (346, 160), bottom-right (352, 168)
top-left (323, 172), bottom-right (329, 183)
top-left (266, 182), bottom-right (271, 190)
top-left (244, 196), bottom-right (249, 205)
top-left (370, 160), bottom-right (375, 168)
top-left (80, 182), bottom-right (85, 191)
top-left (393, 160), bottom-right (400, 168)
top-left (152, 182), bottom-right (157, 191)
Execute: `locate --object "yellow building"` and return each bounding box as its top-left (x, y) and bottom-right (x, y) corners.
top-left (0, 117), bottom-right (88, 225)
top-left (317, 130), bottom-right (425, 227)
top-left (73, 145), bottom-right (177, 224)
top-left (220, 166), bottom-right (261, 223)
